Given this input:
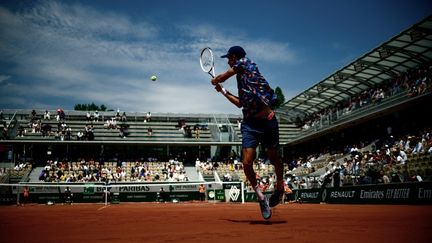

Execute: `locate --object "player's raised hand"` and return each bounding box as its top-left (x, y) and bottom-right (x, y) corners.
top-left (214, 83), bottom-right (223, 93)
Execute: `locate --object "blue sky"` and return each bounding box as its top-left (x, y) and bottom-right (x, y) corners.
top-left (0, 0), bottom-right (431, 115)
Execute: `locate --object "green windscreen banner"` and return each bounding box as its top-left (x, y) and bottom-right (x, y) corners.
top-left (294, 182), bottom-right (432, 204)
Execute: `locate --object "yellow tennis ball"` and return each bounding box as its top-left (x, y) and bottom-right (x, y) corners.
top-left (151, 75), bottom-right (157, 81)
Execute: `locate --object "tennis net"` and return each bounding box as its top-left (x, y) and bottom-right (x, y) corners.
top-left (0, 181), bottom-right (246, 205)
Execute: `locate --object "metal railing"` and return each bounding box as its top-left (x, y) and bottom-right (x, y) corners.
top-left (6, 111), bottom-right (18, 139)
top-left (295, 89), bottom-right (430, 139)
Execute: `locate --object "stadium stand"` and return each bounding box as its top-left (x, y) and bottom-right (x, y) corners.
top-left (13, 112), bottom-right (216, 142)
top-left (0, 16), bottom-right (431, 205)
top-left (29, 159), bottom-right (189, 183)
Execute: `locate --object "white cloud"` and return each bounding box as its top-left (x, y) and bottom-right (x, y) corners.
top-left (0, 2), bottom-right (294, 114)
top-left (246, 41), bottom-right (298, 63)
top-left (182, 24), bottom-right (298, 63)
top-left (0, 75), bottom-right (10, 83)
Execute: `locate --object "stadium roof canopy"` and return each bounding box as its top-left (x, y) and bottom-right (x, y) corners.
top-left (277, 15), bottom-right (432, 122)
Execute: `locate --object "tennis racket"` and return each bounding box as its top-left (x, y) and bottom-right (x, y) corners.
top-left (200, 47), bottom-right (216, 78)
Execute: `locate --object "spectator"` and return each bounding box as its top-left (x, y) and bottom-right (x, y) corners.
top-left (183, 126), bottom-right (192, 138)
top-left (237, 117), bottom-right (242, 129)
top-left (116, 109), bottom-right (121, 120)
top-left (110, 117), bottom-right (117, 129)
top-left (377, 170), bottom-right (391, 184)
top-left (60, 121), bottom-right (67, 131)
top-left (332, 162), bottom-right (342, 187)
top-left (145, 112), bottom-right (152, 122)
top-left (86, 125), bottom-right (94, 140)
top-left (66, 127), bottom-right (72, 140)
top-left (22, 186), bottom-right (30, 206)
top-left (104, 119), bottom-right (111, 129)
top-left (195, 158), bottom-right (201, 172)
top-left (390, 169), bottom-right (402, 183)
top-left (121, 112), bottom-right (127, 122)
top-left (119, 124), bottom-right (128, 138)
top-left (412, 172), bottom-right (423, 182)
top-left (412, 137), bottom-right (425, 154)
top-left (282, 182), bottom-right (293, 204)
top-left (198, 184), bottom-right (206, 201)
top-left (17, 125), bottom-right (26, 137)
top-left (320, 167), bottom-right (333, 188)
top-left (394, 147), bottom-right (408, 165)
top-left (298, 178), bottom-right (307, 189)
top-left (223, 171), bottom-right (232, 181)
top-left (157, 187), bottom-right (166, 203)
top-left (194, 125), bottom-right (200, 139)
top-left (57, 109), bottom-right (65, 121)
top-left (147, 127), bottom-right (153, 136)
top-left (41, 123), bottom-right (52, 137)
top-left (43, 110), bottom-right (50, 120)
top-left (64, 187), bottom-right (73, 204)
top-left (31, 109), bottom-right (37, 121)
top-left (2, 127), bottom-right (8, 140)
top-left (77, 130), bottom-right (84, 140)
top-left (177, 119), bottom-right (186, 130)
top-left (93, 110), bottom-right (100, 122)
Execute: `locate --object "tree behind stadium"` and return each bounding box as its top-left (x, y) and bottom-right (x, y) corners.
top-left (273, 87), bottom-right (285, 109)
top-left (74, 103), bottom-right (107, 111)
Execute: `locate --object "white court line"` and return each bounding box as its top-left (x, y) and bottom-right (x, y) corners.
top-left (97, 205), bottom-right (110, 211)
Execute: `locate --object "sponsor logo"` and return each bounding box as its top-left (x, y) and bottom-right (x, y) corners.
top-left (360, 190), bottom-right (385, 199)
top-left (418, 188), bottom-right (432, 199)
top-left (385, 188), bottom-right (410, 199)
top-left (119, 186), bottom-right (150, 192)
top-left (300, 192), bottom-right (319, 199)
top-left (330, 190), bottom-right (356, 198)
top-left (229, 186), bottom-right (240, 201)
top-left (172, 185), bottom-right (199, 191)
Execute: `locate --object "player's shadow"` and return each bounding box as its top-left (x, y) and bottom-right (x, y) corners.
top-left (223, 219), bottom-right (287, 225)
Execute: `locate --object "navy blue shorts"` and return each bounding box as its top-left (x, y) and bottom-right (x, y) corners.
top-left (240, 116), bottom-right (279, 149)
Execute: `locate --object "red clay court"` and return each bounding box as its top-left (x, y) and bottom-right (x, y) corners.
top-left (0, 202), bottom-right (431, 243)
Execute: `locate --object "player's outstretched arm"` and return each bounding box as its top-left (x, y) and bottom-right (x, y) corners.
top-left (214, 84), bottom-right (242, 108)
top-left (211, 67), bottom-right (236, 85)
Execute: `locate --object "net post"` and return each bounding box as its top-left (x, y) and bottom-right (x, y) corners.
top-left (241, 181), bottom-right (245, 204)
top-left (104, 185), bottom-right (108, 206)
top-left (213, 182), bottom-right (216, 204)
top-left (16, 185), bottom-right (20, 206)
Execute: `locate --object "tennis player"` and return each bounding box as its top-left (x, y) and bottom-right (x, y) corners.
top-left (211, 46), bottom-right (284, 220)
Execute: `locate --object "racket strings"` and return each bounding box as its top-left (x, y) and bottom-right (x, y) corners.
top-left (200, 49), bottom-right (214, 73)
